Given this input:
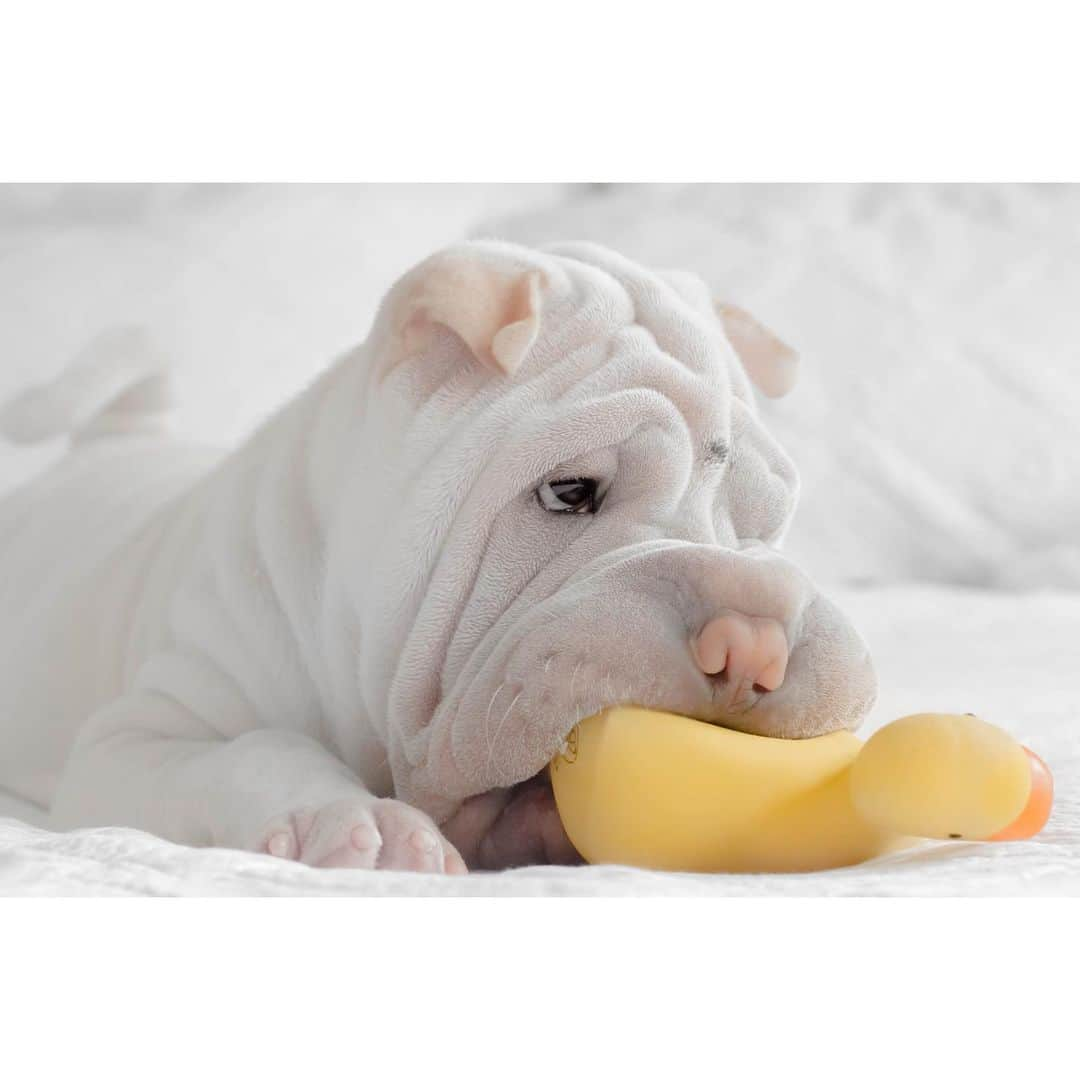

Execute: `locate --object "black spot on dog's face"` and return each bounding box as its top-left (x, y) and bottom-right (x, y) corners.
top-left (704, 438), bottom-right (729, 465)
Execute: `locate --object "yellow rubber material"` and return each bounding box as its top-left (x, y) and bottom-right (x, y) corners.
top-left (550, 707), bottom-right (1036, 873)
top-left (551, 707), bottom-right (902, 872)
top-left (849, 712), bottom-right (1031, 841)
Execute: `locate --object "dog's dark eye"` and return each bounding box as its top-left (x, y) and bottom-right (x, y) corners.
top-left (536, 478), bottom-right (600, 514)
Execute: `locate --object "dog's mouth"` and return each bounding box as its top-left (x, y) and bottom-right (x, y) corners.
top-left (441, 643), bottom-right (767, 871)
top-left (441, 691), bottom-right (707, 871)
top-left (441, 771), bottom-right (582, 871)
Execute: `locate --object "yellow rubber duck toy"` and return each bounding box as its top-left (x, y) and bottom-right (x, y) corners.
top-left (549, 708), bottom-right (1053, 873)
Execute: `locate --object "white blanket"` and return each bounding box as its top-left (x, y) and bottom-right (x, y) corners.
top-left (3, 585), bottom-right (1076, 895)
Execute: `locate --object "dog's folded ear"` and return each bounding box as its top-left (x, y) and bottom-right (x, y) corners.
top-left (391, 247), bottom-right (547, 376)
top-left (715, 302), bottom-right (799, 398)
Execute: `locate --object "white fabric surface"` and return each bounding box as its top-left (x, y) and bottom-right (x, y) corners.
top-left (496, 184), bottom-right (1080, 589)
top-left (3, 585), bottom-right (1076, 896)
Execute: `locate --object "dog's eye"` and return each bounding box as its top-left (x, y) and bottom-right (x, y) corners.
top-left (536, 478), bottom-right (600, 514)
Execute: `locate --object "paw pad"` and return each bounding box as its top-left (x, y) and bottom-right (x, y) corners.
top-left (409, 829), bottom-right (438, 853)
top-left (350, 824), bottom-right (380, 852)
top-left (266, 831), bottom-right (294, 859)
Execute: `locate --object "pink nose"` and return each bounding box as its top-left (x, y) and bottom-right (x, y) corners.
top-left (692, 613), bottom-right (790, 693)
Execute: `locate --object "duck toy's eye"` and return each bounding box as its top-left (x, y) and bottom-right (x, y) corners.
top-left (536, 478), bottom-right (600, 514)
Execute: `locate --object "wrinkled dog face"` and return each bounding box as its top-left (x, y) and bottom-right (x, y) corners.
top-left (328, 241), bottom-right (877, 834)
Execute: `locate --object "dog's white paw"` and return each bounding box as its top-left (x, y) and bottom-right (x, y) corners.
top-left (258, 797), bottom-right (467, 874)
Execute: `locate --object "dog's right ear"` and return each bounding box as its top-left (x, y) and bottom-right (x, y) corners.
top-left (384, 246), bottom-right (547, 376)
top-left (715, 302), bottom-right (799, 398)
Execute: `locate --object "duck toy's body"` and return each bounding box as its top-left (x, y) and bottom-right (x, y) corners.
top-left (549, 709), bottom-right (1053, 873)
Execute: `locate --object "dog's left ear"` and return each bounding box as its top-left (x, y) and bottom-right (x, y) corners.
top-left (395, 249), bottom-right (546, 375)
top-left (715, 302), bottom-right (799, 398)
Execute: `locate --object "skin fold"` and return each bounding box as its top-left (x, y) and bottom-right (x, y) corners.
top-left (0, 240), bottom-right (876, 872)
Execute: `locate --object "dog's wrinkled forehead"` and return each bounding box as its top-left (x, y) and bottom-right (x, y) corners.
top-left (366, 239), bottom-right (789, 479)
top-left (517, 242), bottom-right (749, 445)
top-left (537, 241), bottom-right (745, 386)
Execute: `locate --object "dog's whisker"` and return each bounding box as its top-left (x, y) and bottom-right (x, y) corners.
top-left (487, 687), bottom-right (524, 771)
top-left (569, 659), bottom-right (583, 710)
top-left (482, 681), bottom-right (506, 758)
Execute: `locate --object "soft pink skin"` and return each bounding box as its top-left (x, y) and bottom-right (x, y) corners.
top-left (693, 613), bottom-right (790, 699)
top-left (261, 798), bottom-right (468, 874)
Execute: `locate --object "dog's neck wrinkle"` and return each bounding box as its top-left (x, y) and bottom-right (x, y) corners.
top-left (131, 358), bottom-right (378, 758)
top-left (242, 360), bottom-right (386, 758)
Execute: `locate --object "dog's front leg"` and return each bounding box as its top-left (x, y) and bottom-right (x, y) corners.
top-left (49, 692), bottom-right (466, 873)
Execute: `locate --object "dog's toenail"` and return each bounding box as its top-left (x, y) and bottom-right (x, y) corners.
top-left (350, 824), bottom-right (379, 851)
top-left (267, 832), bottom-right (292, 858)
top-left (410, 829), bottom-right (437, 853)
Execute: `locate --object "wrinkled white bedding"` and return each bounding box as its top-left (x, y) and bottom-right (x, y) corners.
top-left (3, 585), bottom-right (1076, 895)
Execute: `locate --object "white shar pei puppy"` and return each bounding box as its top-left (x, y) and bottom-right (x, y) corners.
top-left (0, 241), bottom-right (876, 873)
